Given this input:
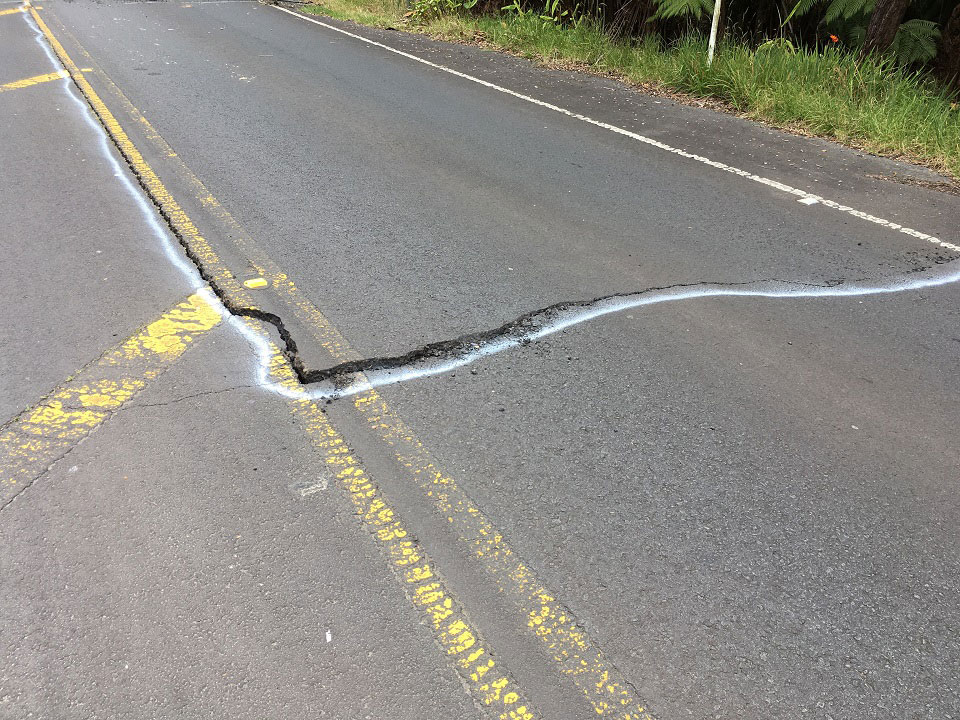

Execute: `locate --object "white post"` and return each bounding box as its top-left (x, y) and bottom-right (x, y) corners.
top-left (707, 0), bottom-right (722, 65)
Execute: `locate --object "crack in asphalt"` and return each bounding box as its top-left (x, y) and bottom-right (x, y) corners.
top-left (119, 385), bottom-right (257, 411)
top-left (300, 277), bottom-right (836, 387)
top-left (72, 95), bottom-right (960, 402)
top-left (37, 7), bottom-right (960, 403)
top-left (292, 265), bottom-right (960, 400)
top-left (122, 189), bottom-right (312, 383)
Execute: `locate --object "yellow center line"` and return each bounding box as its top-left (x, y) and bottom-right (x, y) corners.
top-left (0, 5), bottom-right (25, 16)
top-left (34, 5), bottom-right (658, 717)
top-left (260, 344), bottom-right (538, 720)
top-left (0, 294), bottom-right (222, 509)
top-left (26, 2), bottom-right (253, 309)
top-left (28, 6), bottom-right (543, 716)
top-left (0, 69), bottom-right (67, 93)
top-left (352, 390), bottom-right (655, 719)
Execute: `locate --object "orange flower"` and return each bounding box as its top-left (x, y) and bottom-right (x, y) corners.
top-left (829, 34), bottom-right (839, 43)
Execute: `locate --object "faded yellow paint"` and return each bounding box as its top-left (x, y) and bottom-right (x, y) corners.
top-left (0, 70), bottom-right (66, 93)
top-left (240, 346), bottom-right (537, 720)
top-left (0, 6), bottom-right (25, 17)
top-left (27, 4), bottom-right (254, 311)
top-left (40, 15), bottom-right (656, 716)
top-left (0, 294), bottom-right (220, 506)
top-left (352, 391), bottom-right (655, 720)
top-left (40, 46), bottom-right (357, 364)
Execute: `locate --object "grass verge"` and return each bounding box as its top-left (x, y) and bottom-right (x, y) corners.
top-left (299, 0), bottom-right (960, 179)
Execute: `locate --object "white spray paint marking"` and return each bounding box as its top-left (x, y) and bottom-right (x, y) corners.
top-left (31, 3), bottom-right (960, 405)
top-left (273, 4), bottom-right (959, 256)
top-left (292, 477), bottom-right (330, 496)
top-left (213, 264), bottom-right (960, 402)
top-left (24, 9), bottom-right (203, 291)
top-left (325, 630), bottom-right (332, 643)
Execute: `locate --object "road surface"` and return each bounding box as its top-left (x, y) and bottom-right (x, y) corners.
top-left (2, 1), bottom-right (959, 718)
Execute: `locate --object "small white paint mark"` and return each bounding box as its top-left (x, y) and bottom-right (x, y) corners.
top-left (68, 465), bottom-right (78, 473)
top-left (293, 477), bottom-right (329, 497)
top-left (798, 197), bottom-right (819, 205)
top-left (325, 630), bottom-right (332, 642)
top-left (851, 425), bottom-right (859, 430)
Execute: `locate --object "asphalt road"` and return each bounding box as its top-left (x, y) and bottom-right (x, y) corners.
top-left (2, 1), bottom-right (959, 718)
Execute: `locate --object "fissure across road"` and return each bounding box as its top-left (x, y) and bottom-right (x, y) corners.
top-left (19, 3), bottom-right (960, 718)
top-left (297, 266), bottom-right (960, 398)
top-left (30, 0), bottom-right (960, 402)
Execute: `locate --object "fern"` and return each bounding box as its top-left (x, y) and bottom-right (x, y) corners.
top-left (785, 0), bottom-right (873, 24)
top-left (651, 0), bottom-right (713, 21)
top-left (889, 18), bottom-right (941, 64)
top-left (782, 0), bottom-right (821, 25)
top-left (823, 0), bottom-right (873, 24)
top-left (847, 23), bottom-right (867, 45)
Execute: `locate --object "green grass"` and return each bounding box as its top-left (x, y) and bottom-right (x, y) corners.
top-left (302, 0), bottom-right (960, 178)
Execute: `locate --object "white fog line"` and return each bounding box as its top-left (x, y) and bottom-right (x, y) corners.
top-left (273, 3), bottom-right (958, 256)
top-left (29, 1), bottom-right (960, 406)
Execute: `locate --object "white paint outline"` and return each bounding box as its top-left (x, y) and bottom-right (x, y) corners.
top-left (273, 3), bottom-right (959, 256)
top-left (24, 8), bottom-right (204, 291)
top-left (27, 3), bottom-right (960, 404)
top-left (273, 265), bottom-right (960, 401)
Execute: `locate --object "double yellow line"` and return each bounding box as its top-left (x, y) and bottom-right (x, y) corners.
top-left (24, 4), bottom-right (658, 718)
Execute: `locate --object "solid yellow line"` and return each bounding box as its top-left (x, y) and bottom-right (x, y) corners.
top-left (0, 6), bottom-right (25, 16)
top-left (42, 22), bottom-right (358, 364)
top-left (0, 69), bottom-right (66, 93)
top-left (44, 12), bottom-right (657, 716)
top-left (353, 392), bottom-right (655, 719)
top-left (36, 16), bottom-right (542, 715)
top-left (0, 294), bottom-right (222, 508)
top-left (263, 345), bottom-right (539, 720)
top-left (26, 2), bottom-right (253, 309)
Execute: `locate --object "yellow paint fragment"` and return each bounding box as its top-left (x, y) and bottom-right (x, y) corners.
top-left (244, 277), bottom-right (268, 289)
top-left (287, 382), bottom-right (539, 720)
top-left (0, 70), bottom-right (66, 93)
top-left (1, 294), bottom-right (220, 504)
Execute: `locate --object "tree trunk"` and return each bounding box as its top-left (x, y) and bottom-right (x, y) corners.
top-left (861, 0), bottom-right (911, 56)
top-left (935, 2), bottom-right (960, 93)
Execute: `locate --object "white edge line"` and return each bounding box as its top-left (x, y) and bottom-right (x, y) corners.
top-left (28, 2), bottom-right (960, 405)
top-left (271, 3), bottom-right (959, 256)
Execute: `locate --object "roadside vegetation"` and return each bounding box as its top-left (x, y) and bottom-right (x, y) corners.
top-left (303, 0), bottom-right (960, 178)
